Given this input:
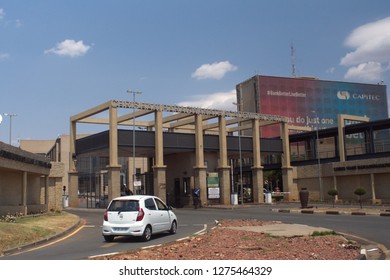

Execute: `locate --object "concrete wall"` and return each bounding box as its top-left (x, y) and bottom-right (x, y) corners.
top-left (48, 162), bottom-right (65, 211)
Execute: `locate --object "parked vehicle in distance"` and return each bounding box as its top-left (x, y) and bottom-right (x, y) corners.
top-left (102, 195), bottom-right (178, 242)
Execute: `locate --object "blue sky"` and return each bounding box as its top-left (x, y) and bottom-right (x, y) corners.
top-left (1, 0), bottom-right (390, 144)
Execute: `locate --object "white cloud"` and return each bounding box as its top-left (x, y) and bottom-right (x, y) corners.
top-left (0, 8), bottom-right (5, 21)
top-left (177, 89), bottom-right (236, 111)
top-left (15, 19), bottom-right (22, 28)
top-left (326, 67), bottom-right (335, 74)
top-left (192, 61), bottom-right (237, 80)
top-left (0, 53), bottom-right (10, 60)
top-left (45, 39), bottom-right (91, 57)
top-left (340, 16), bottom-right (390, 81)
top-left (344, 62), bottom-right (383, 81)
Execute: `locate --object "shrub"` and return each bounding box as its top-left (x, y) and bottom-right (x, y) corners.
top-left (327, 189), bottom-right (338, 208)
top-left (354, 188), bottom-right (366, 209)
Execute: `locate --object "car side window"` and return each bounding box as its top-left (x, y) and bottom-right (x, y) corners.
top-left (144, 198), bottom-right (157, 210)
top-left (155, 198), bottom-right (168, 211)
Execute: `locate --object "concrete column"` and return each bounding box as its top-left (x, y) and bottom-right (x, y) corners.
top-left (280, 122), bottom-right (298, 201)
top-left (195, 114), bottom-right (205, 168)
top-left (69, 120), bottom-right (77, 171)
top-left (194, 114), bottom-right (207, 206)
top-left (107, 105), bottom-right (121, 202)
top-left (218, 116), bottom-right (229, 167)
top-left (108, 166), bottom-right (121, 201)
top-left (68, 171), bottom-right (79, 207)
top-left (44, 175), bottom-right (49, 205)
top-left (153, 166), bottom-right (167, 202)
top-left (153, 110), bottom-right (167, 201)
top-left (333, 175), bottom-right (339, 202)
top-left (194, 167), bottom-right (207, 206)
top-left (69, 120), bottom-right (79, 208)
top-left (282, 167), bottom-right (296, 201)
top-left (252, 167), bottom-right (264, 203)
top-left (22, 171), bottom-right (27, 215)
top-left (218, 116), bottom-right (230, 205)
top-left (55, 141), bottom-right (60, 162)
top-left (42, 175), bottom-right (49, 209)
top-left (109, 105), bottom-right (119, 167)
top-left (154, 110), bottom-right (164, 167)
top-left (337, 116), bottom-right (346, 162)
top-left (252, 119), bottom-right (264, 203)
top-left (280, 122), bottom-right (291, 168)
top-left (218, 168), bottom-right (230, 205)
top-left (370, 173), bottom-right (378, 204)
top-left (252, 119), bottom-right (261, 168)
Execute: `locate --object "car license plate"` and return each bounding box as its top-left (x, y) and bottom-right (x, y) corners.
top-left (113, 227), bottom-right (128, 232)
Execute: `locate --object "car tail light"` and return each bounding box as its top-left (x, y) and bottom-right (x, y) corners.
top-left (104, 209), bottom-right (108, 221)
top-left (136, 208), bottom-right (145, 221)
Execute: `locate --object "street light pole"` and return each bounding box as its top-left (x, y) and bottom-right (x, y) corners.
top-left (4, 113), bottom-right (17, 145)
top-left (127, 90), bottom-right (142, 195)
top-left (233, 102), bottom-right (243, 204)
top-left (238, 128), bottom-right (243, 205)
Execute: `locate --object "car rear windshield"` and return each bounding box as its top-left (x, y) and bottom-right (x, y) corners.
top-left (108, 200), bottom-right (139, 212)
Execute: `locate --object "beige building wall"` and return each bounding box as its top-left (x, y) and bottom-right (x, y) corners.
top-left (294, 157), bottom-right (390, 204)
top-left (375, 173), bottom-right (390, 199)
top-left (0, 140), bottom-right (65, 215)
top-left (20, 139), bottom-right (56, 155)
top-left (0, 141), bottom-right (54, 215)
top-left (0, 170), bottom-right (23, 206)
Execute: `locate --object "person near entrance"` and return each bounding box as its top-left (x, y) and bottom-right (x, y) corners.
top-left (193, 186), bottom-right (200, 209)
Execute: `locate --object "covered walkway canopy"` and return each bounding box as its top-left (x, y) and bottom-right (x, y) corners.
top-left (69, 100), bottom-right (293, 206)
top-left (0, 141), bottom-right (52, 215)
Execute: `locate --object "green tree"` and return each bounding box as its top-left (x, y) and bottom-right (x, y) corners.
top-left (327, 189), bottom-right (338, 208)
top-left (354, 188), bottom-right (366, 209)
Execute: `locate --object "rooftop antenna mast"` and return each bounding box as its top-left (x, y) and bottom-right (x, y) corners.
top-left (291, 43), bottom-right (297, 77)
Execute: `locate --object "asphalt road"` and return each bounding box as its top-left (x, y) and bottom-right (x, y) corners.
top-left (2, 205), bottom-right (389, 260)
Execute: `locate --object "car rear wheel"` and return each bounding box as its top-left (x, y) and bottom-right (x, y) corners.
top-left (104, 235), bottom-right (115, 242)
top-left (169, 220), bottom-right (177, 234)
top-left (142, 225), bottom-right (152, 242)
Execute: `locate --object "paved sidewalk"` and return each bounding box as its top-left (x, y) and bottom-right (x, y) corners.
top-left (206, 203), bottom-right (390, 260)
top-left (228, 223), bottom-right (332, 237)
top-left (271, 206), bottom-right (390, 216)
top-left (206, 202), bottom-right (390, 216)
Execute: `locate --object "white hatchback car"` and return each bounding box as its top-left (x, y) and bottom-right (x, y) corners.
top-left (102, 195), bottom-right (178, 242)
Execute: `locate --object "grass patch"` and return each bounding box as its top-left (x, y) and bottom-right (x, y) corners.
top-left (0, 211), bottom-right (79, 253)
top-left (311, 230), bottom-right (337, 237)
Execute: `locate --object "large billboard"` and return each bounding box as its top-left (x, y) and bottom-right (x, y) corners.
top-left (239, 75), bottom-right (388, 137)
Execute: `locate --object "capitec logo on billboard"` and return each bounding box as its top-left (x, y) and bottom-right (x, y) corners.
top-left (337, 91), bottom-right (381, 101)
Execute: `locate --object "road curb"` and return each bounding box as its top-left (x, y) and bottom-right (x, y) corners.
top-left (336, 231), bottom-right (390, 260)
top-left (271, 208), bottom-right (390, 260)
top-left (272, 208), bottom-right (390, 217)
